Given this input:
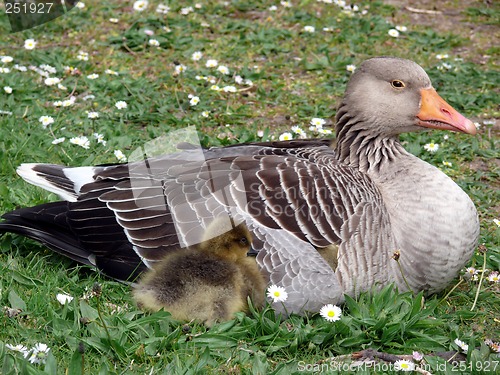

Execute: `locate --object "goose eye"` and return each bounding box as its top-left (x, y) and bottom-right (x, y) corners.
top-left (391, 80), bottom-right (405, 89)
top-left (239, 237), bottom-right (248, 246)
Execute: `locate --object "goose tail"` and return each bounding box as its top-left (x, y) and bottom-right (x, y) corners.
top-left (16, 163), bottom-right (97, 202)
top-left (0, 202), bottom-right (95, 266)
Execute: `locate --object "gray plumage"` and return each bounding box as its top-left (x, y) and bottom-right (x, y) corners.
top-left (0, 57), bottom-right (479, 315)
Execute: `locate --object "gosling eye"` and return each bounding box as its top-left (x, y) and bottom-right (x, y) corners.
top-left (391, 80), bottom-right (405, 89)
top-left (239, 237), bottom-right (249, 246)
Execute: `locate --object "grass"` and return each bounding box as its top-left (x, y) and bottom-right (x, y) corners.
top-left (0, 0), bottom-right (499, 373)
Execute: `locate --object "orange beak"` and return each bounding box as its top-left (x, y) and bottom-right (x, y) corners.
top-left (417, 88), bottom-right (477, 135)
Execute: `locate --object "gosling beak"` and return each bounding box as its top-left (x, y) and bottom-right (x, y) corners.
top-left (246, 246), bottom-right (259, 257)
top-left (417, 87), bottom-right (477, 135)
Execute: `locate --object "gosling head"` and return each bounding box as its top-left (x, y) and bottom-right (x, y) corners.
top-left (198, 220), bottom-right (252, 262)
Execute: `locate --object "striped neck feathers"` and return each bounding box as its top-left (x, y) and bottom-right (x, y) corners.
top-left (334, 104), bottom-right (408, 173)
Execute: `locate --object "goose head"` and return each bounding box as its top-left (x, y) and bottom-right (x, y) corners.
top-left (335, 57), bottom-right (476, 139)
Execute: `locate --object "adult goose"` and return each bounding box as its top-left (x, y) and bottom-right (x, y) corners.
top-left (0, 57), bottom-right (479, 315)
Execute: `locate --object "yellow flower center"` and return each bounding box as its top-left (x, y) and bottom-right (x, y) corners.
top-left (273, 291), bottom-right (280, 297)
top-left (328, 311), bottom-right (335, 317)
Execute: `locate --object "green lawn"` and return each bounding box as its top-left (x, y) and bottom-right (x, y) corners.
top-left (0, 1), bottom-right (498, 374)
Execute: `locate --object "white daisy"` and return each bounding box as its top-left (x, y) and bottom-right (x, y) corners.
top-left (52, 137), bottom-right (65, 145)
top-left (388, 29), bottom-right (400, 38)
top-left (24, 39), bottom-right (37, 50)
top-left (267, 285), bottom-right (288, 303)
top-left (310, 118), bottom-right (326, 128)
top-left (1, 56), bottom-right (13, 63)
top-left (319, 304), bottom-right (342, 322)
top-left (394, 359), bottom-right (415, 371)
top-left (189, 96), bottom-right (200, 106)
top-left (217, 65), bottom-right (230, 75)
top-left (156, 4), bottom-right (170, 14)
top-left (133, 0), bottom-right (148, 12)
top-left (4, 86), bottom-right (12, 94)
top-left (27, 343), bottom-right (50, 364)
top-left (423, 142), bottom-right (439, 153)
top-left (87, 111), bottom-right (99, 119)
top-left (206, 59), bottom-right (218, 68)
top-left (148, 39), bottom-right (160, 47)
top-left (44, 77), bottom-right (62, 86)
top-left (6, 344), bottom-right (28, 354)
top-left (39, 116), bottom-right (54, 128)
top-left (346, 64), bottom-right (356, 73)
top-left (191, 51), bottom-right (203, 61)
top-left (56, 293), bottom-right (74, 305)
top-left (114, 150), bottom-right (127, 162)
top-left (70, 136), bottom-right (90, 149)
top-left (279, 132), bottom-right (293, 141)
top-left (115, 101), bottom-right (127, 110)
top-left (303, 25), bottom-right (315, 33)
top-left (222, 85), bottom-right (237, 93)
top-left (87, 73), bottom-right (99, 80)
top-left (454, 338), bottom-right (469, 353)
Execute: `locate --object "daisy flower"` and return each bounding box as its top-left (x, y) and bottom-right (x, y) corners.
top-left (303, 26), bottom-right (315, 33)
top-left (24, 39), bottom-right (37, 50)
top-left (105, 69), bottom-right (119, 75)
top-left (115, 101), bottom-right (127, 110)
top-left (62, 97), bottom-right (75, 107)
top-left (4, 86), bottom-right (12, 94)
top-left (144, 29), bottom-right (154, 36)
top-left (206, 59), bottom-right (218, 68)
top-left (44, 77), bottom-right (62, 86)
top-left (310, 118), bottom-right (326, 128)
top-left (210, 85), bottom-right (221, 91)
top-left (388, 29), bottom-right (400, 38)
top-left (39, 116), bottom-right (54, 128)
top-left (174, 64), bottom-right (187, 75)
top-left (394, 359), bottom-right (415, 372)
top-left (76, 51), bottom-right (89, 61)
top-left (93, 133), bottom-right (107, 146)
top-left (6, 344), bottom-right (28, 354)
top-left (156, 4), bottom-right (170, 14)
top-left (279, 132), bottom-right (293, 141)
top-left (291, 126), bottom-right (306, 137)
top-left (189, 96), bottom-right (200, 106)
top-left (87, 73), bottom-right (99, 80)
top-left (201, 111), bottom-right (210, 118)
top-left (56, 293), bottom-right (74, 305)
top-left (488, 271), bottom-right (499, 283)
top-left (465, 267), bottom-right (478, 277)
top-left (217, 65), bottom-right (230, 75)
top-left (412, 351), bottom-right (423, 361)
top-left (109, 18), bottom-right (119, 23)
top-left (493, 219), bottom-right (500, 227)
top-left (222, 85), bottom-right (237, 93)
top-left (423, 142), bottom-right (439, 152)
top-left (436, 53), bottom-right (449, 60)
top-left (0, 67), bottom-right (10, 73)
top-left (395, 25), bottom-right (408, 32)
top-left (70, 136), bottom-right (90, 149)
top-left (191, 51), bottom-right (203, 61)
top-left (114, 150), bottom-right (127, 162)
top-left (257, 130), bottom-right (264, 138)
top-left (52, 137), bottom-right (65, 145)
top-left (133, 0), bottom-right (148, 12)
top-left (27, 343), bottom-right (50, 364)
top-left (280, 1), bottom-right (292, 7)
top-left (454, 338), bottom-right (469, 353)
top-left (148, 39), bottom-right (160, 47)
top-left (442, 161), bottom-right (452, 167)
top-left (319, 304), bottom-right (342, 322)
top-left (267, 285), bottom-right (288, 303)
top-left (75, 2), bottom-right (85, 9)
top-left (180, 6), bottom-right (194, 15)
top-left (87, 111), bottom-right (99, 119)
top-left (346, 64), bottom-right (356, 73)
top-left (1, 56), bottom-right (13, 63)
